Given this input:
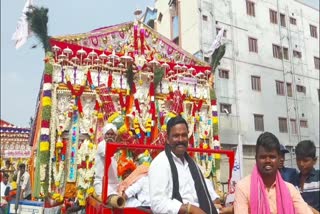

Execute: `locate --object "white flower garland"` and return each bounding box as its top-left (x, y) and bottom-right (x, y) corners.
top-left (48, 84), bottom-right (58, 193)
top-left (76, 139), bottom-right (96, 190)
top-left (52, 161), bottom-right (65, 187)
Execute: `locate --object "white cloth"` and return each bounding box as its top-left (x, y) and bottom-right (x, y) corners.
top-left (103, 123), bottom-right (117, 135)
top-left (125, 175), bottom-right (150, 207)
top-left (20, 171), bottom-right (31, 198)
top-left (94, 140), bottom-right (119, 196)
top-left (148, 151), bottom-right (199, 214)
top-left (0, 182), bottom-right (10, 197)
top-left (12, 0), bottom-right (33, 49)
top-left (205, 178), bottom-right (220, 201)
top-left (125, 197), bottom-right (142, 207)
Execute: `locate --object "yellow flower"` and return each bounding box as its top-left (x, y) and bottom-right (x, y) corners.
top-left (107, 112), bottom-right (119, 123)
top-left (56, 141), bottom-right (63, 149)
top-left (55, 181), bottom-right (60, 187)
top-left (40, 141), bottom-right (50, 151)
top-left (97, 112), bottom-right (104, 119)
top-left (161, 125), bottom-right (167, 132)
top-left (212, 117), bottom-right (218, 124)
top-left (167, 112), bottom-right (176, 118)
top-left (203, 143), bottom-right (208, 149)
top-left (42, 97), bottom-right (52, 106)
top-left (88, 142), bottom-right (94, 149)
top-left (86, 187), bottom-right (95, 195)
top-left (118, 124), bottom-right (127, 135)
top-left (79, 199), bottom-right (86, 206)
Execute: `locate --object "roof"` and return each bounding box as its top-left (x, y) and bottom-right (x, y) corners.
top-left (50, 21), bottom-right (211, 70)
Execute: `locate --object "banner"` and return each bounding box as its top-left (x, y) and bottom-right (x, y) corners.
top-left (204, 27), bottom-right (225, 57)
top-left (4, 149), bottom-right (31, 158)
top-left (225, 134), bottom-right (243, 205)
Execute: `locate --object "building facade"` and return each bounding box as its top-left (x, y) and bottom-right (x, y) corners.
top-left (146, 0), bottom-right (319, 176)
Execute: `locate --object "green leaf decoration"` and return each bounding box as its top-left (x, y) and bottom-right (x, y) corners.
top-left (26, 6), bottom-right (51, 52)
top-left (212, 123), bottom-right (219, 136)
top-left (210, 44), bottom-right (226, 73)
top-left (154, 67), bottom-right (165, 90)
top-left (210, 88), bottom-right (216, 100)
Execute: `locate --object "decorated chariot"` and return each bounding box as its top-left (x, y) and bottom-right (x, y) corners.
top-left (28, 18), bottom-right (233, 212)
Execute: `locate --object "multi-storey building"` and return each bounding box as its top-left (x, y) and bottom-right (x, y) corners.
top-left (145, 0), bottom-right (319, 176)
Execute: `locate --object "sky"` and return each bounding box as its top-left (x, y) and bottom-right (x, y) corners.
top-left (0, 0), bottom-right (318, 128)
top-left (1, 0), bottom-right (153, 128)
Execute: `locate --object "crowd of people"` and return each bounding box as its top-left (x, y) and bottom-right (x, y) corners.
top-left (1, 116), bottom-right (318, 214)
top-left (0, 160), bottom-right (31, 213)
top-left (94, 116), bottom-right (319, 214)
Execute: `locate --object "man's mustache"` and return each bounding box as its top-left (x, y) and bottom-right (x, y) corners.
top-left (106, 137), bottom-right (116, 142)
top-left (174, 142), bottom-right (188, 148)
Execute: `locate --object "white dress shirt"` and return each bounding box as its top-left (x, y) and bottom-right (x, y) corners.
top-left (205, 178), bottom-right (220, 201)
top-left (20, 171), bottom-right (32, 198)
top-left (0, 182), bottom-right (10, 197)
top-left (94, 140), bottom-right (119, 196)
top-left (148, 151), bottom-right (199, 214)
top-left (125, 175), bottom-right (150, 207)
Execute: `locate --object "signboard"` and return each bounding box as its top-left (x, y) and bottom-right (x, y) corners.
top-left (4, 149), bottom-right (31, 158)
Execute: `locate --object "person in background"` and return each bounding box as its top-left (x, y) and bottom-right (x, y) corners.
top-left (148, 116), bottom-right (217, 214)
top-left (18, 163), bottom-right (32, 200)
top-left (234, 132), bottom-right (312, 214)
top-left (0, 173), bottom-right (10, 198)
top-left (0, 160), bottom-right (16, 182)
top-left (278, 144), bottom-right (298, 185)
top-left (93, 123), bottom-right (119, 201)
top-left (295, 140), bottom-right (320, 213)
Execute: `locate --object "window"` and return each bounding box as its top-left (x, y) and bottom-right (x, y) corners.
top-left (251, 76), bottom-right (261, 91)
top-left (286, 83), bottom-right (292, 97)
top-left (158, 13), bottom-right (163, 22)
top-left (216, 27), bottom-right (227, 37)
top-left (248, 37), bottom-right (258, 52)
top-left (246, 1), bottom-right (255, 16)
top-left (276, 81), bottom-right (285, 95)
top-left (290, 119), bottom-right (297, 134)
top-left (314, 57), bottom-right (320, 70)
top-left (272, 44), bottom-right (288, 60)
top-left (300, 120), bottom-right (308, 128)
top-left (273, 44), bottom-right (282, 59)
top-left (204, 56), bottom-right (210, 62)
top-left (270, 9), bottom-right (278, 24)
top-left (220, 103), bottom-right (232, 114)
top-left (290, 17), bottom-right (296, 25)
top-left (219, 69), bottom-right (229, 79)
top-left (296, 85), bottom-right (306, 94)
top-left (202, 15), bottom-right (208, 21)
top-left (310, 25), bottom-right (318, 38)
top-left (293, 50), bottom-right (302, 58)
top-left (282, 47), bottom-right (289, 60)
top-left (254, 114), bottom-right (264, 131)
top-left (278, 117), bottom-right (288, 133)
top-left (280, 13), bottom-right (286, 27)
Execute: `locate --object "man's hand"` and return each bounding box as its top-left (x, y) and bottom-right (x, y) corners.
top-left (219, 206), bottom-right (234, 214)
top-left (189, 204), bottom-right (206, 214)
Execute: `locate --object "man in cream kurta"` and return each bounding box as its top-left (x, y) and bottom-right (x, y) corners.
top-left (94, 123), bottom-right (119, 198)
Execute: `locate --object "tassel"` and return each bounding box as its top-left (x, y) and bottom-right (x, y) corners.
top-left (94, 100), bottom-right (100, 111)
top-left (87, 70), bottom-right (94, 89)
top-left (107, 72), bottom-right (113, 89)
top-left (77, 98), bottom-right (83, 117)
top-left (134, 25), bottom-right (138, 54)
top-left (140, 28), bottom-right (145, 54)
top-left (134, 99), bottom-right (141, 114)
